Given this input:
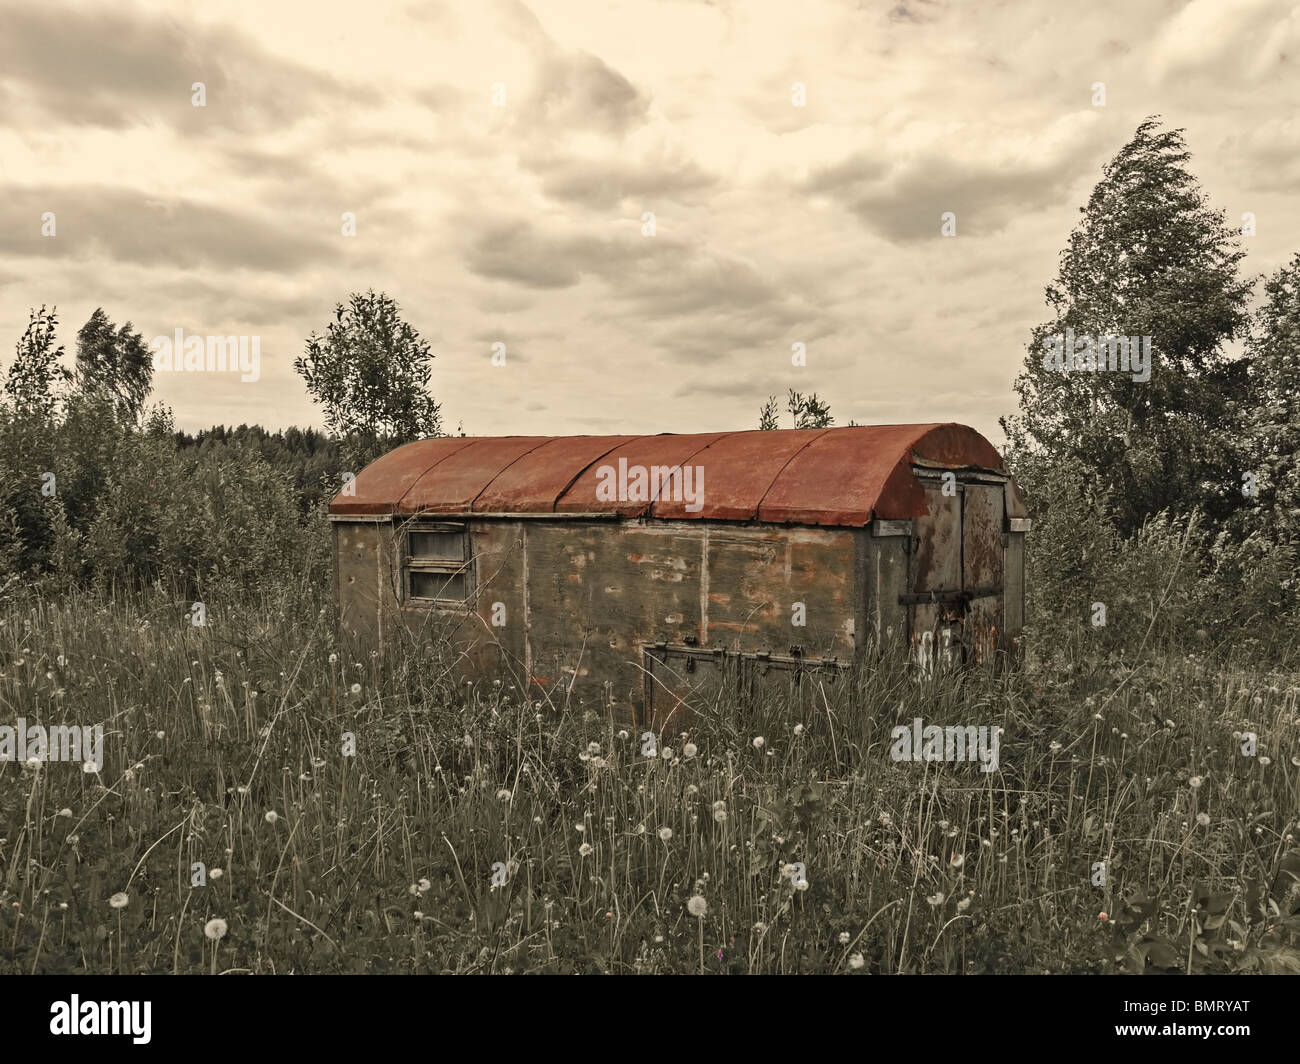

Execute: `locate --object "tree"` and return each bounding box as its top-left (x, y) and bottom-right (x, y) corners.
top-left (758, 389), bottom-right (835, 429)
top-left (296, 291), bottom-right (442, 466)
top-left (4, 305), bottom-right (70, 421)
top-left (74, 308), bottom-right (153, 422)
top-left (1233, 252), bottom-right (1300, 560)
top-left (1001, 117), bottom-right (1253, 535)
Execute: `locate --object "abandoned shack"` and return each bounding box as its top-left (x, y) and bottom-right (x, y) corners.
top-left (329, 424), bottom-right (1030, 728)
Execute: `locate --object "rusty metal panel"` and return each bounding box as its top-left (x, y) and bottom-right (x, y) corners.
top-left (909, 482), bottom-right (962, 673)
top-left (555, 433), bottom-right (731, 515)
top-left (472, 435), bottom-right (644, 513)
top-left (867, 534), bottom-right (909, 653)
top-left (913, 484), bottom-right (962, 593)
top-left (651, 429), bottom-right (829, 520)
top-left (643, 646), bottom-right (746, 732)
top-left (704, 525), bottom-right (856, 658)
top-left (750, 654), bottom-right (849, 723)
top-left (1004, 478), bottom-right (1029, 520)
top-left (329, 436), bottom-right (477, 515)
top-left (965, 596), bottom-right (1001, 666)
top-left (644, 645), bottom-right (848, 733)
top-left (400, 436), bottom-right (552, 514)
top-left (513, 520), bottom-right (856, 722)
top-left (963, 484), bottom-right (1005, 664)
top-left (962, 484), bottom-right (1004, 590)
top-left (518, 521), bottom-right (705, 719)
top-left (759, 426), bottom-right (927, 525)
top-left (910, 423), bottom-right (1006, 473)
top-left (333, 423), bottom-right (1013, 526)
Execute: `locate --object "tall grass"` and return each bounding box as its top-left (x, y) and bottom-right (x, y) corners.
top-left (1, 577), bottom-right (1298, 974)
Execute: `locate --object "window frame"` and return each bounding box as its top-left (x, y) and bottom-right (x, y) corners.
top-left (401, 520), bottom-right (473, 607)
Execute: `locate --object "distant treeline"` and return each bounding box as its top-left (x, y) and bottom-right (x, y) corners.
top-left (173, 424), bottom-right (346, 513)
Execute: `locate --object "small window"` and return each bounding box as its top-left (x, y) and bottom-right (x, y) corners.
top-left (405, 523), bottom-right (471, 604)
top-left (409, 531), bottom-right (464, 561)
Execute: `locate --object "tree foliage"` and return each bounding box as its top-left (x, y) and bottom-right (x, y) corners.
top-left (1001, 117), bottom-right (1252, 535)
top-left (74, 307), bottom-right (153, 423)
top-left (758, 389), bottom-right (835, 430)
top-left (4, 305), bottom-right (70, 421)
top-left (296, 291), bottom-right (442, 466)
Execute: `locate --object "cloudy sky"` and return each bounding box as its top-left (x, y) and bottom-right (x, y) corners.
top-left (1, 0), bottom-right (1296, 444)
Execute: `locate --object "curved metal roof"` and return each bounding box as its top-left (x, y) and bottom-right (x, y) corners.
top-left (329, 423), bottom-right (1010, 527)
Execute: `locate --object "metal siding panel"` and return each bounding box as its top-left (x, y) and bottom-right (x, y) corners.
top-left (913, 485), bottom-right (962, 592)
top-left (329, 437), bottom-right (477, 515)
top-left (759, 426), bottom-right (928, 526)
top-left (400, 437), bottom-right (553, 514)
top-left (650, 429), bottom-right (829, 520)
top-left (336, 424), bottom-right (1014, 526)
top-left (962, 484), bottom-right (1004, 589)
top-left (555, 433), bottom-right (732, 515)
top-left (869, 535), bottom-right (909, 653)
top-left (962, 484), bottom-right (1005, 664)
top-left (472, 435), bottom-right (644, 513)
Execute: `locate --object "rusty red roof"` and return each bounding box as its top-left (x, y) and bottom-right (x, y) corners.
top-left (328, 424), bottom-right (1008, 526)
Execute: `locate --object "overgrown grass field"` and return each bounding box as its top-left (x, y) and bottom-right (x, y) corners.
top-left (2, 575), bottom-right (1299, 975)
